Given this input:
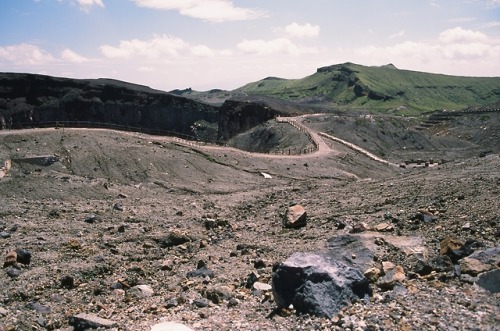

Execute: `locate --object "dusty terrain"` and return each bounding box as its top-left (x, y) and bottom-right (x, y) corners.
top-left (0, 112), bottom-right (499, 330)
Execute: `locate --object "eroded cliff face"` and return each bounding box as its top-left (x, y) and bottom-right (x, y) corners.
top-left (217, 100), bottom-right (282, 141)
top-left (0, 73), bottom-right (218, 140)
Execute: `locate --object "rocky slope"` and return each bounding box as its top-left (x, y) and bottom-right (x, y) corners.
top-left (0, 111), bottom-right (498, 330)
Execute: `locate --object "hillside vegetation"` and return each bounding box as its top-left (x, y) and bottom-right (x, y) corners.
top-left (237, 63), bottom-right (500, 114)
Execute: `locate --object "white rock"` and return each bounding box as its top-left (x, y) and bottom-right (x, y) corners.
top-left (151, 321), bottom-right (194, 331)
top-left (253, 282), bottom-right (272, 291)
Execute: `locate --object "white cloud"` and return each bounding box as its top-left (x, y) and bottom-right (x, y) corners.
top-left (439, 27), bottom-right (488, 43)
top-left (283, 22), bottom-right (320, 38)
top-left (100, 34), bottom-right (232, 59)
top-left (237, 38), bottom-right (318, 56)
top-left (100, 35), bottom-right (188, 59)
top-left (75, 0), bottom-right (104, 12)
top-left (131, 0), bottom-right (267, 22)
top-left (0, 43), bottom-right (55, 65)
top-left (349, 27), bottom-right (500, 76)
top-left (389, 30), bottom-right (405, 39)
top-left (61, 48), bottom-right (89, 63)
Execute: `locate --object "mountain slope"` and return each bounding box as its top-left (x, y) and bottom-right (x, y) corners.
top-left (237, 62), bottom-right (500, 113)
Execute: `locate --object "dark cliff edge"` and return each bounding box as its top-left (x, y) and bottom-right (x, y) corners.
top-left (0, 73), bottom-right (289, 143)
top-left (0, 73), bottom-right (221, 141)
top-left (217, 100), bottom-right (284, 141)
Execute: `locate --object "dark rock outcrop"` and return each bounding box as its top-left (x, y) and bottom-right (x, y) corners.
top-left (0, 73), bottom-right (218, 141)
top-left (217, 100), bottom-right (281, 141)
top-left (272, 252), bottom-right (371, 318)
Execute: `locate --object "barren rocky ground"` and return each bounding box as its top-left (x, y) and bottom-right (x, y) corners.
top-left (0, 112), bottom-right (499, 330)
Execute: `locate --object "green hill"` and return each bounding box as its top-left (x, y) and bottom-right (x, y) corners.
top-left (237, 62), bottom-right (500, 114)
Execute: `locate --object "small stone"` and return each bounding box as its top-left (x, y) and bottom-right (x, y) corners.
top-left (117, 224), bottom-right (126, 233)
top-left (60, 275), bottom-right (75, 289)
top-left (476, 269), bottom-right (500, 293)
top-left (204, 285), bottom-right (233, 304)
top-left (374, 223), bottom-right (394, 232)
top-left (165, 298), bottom-right (178, 309)
top-left (0, 307), bottom-right (8, 316)
top-left (186, 266), bottom-right (214, 278)
top-left (26, 302), bottom-right (51, 314)
top-left (253, 282), bottom-right (272, 291)
top-left (157, 230), bottom-right (192, 248)
top-left (6, 267), bottom-right (21, 278)
top-left (283, 204), bottom-right (307, 228)
top-left (3, 251), bottom-right (17, 268)
top-left (129, 284), bottom-right (154, 298)
top-left (15, 249), bottom-right (31, 265)
top-left (363, 267), bottom-right (381, 282)
top-left (193, 298), bottom-right (210, 308)
top-left (69, 313), bottom-right (118, 329)
top-left (254, 258), bottom-right (267, 269)
top-left (349, 223), bottom-right (366, 233)
top-left (113, 203), bottom-right (123, 211)
top-left (377, 265), bottom-right (405, 291)
top-left (84, 214), bottom-right (97, 224)
top-left (150, 322), bottom-right (194, 331)
top-left (462, 222), bottom-right (471, 230)
top-left (439, 237), bottom-right (463, 256)
top-left (382, 261), bottom-right (396, 274)
top-left (460, 257), bottom-right (491, 276)
top-left (245, 271), bottom-right (260, 288)
top-left (0, 231), bottom-right (10, 239)
top-left (227, 298), bottom-right (240, 307)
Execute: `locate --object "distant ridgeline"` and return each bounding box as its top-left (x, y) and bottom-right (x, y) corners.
top-left (0, 73), bottom-right (284, 142)
top-left (237, 62), bottom-right (500, 113)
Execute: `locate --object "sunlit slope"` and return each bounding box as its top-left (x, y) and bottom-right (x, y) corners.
top-left (237, 63), bottom-right (500, 113)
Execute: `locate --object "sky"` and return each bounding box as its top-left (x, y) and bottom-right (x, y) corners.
top-left (1, 0), bottom-right (499, 91)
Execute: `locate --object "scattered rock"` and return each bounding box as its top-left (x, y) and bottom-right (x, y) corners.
top-left (363, 267), bottom-right (381, 282)
top-left (460, 246), bottom-right (500, 276)
top-left (0, 231), bottom-right (10, 239)
top-left (186, 261), bottom-right (214, 278)
top-left (150, 321), bottom-right (194, 331)
top-left (193, 298), bottom-right (210, 308)
top-left (69, 313), bottom-right (118, 330)
top-left (475, 269), bottom-right (500, 293)
top-left (6, 267), bottom-right (21, 278)
top-left (374, 222), bottom-right (394, 232)
top-left (272, 252), bottom-right (371, 318)
top-left (3, 251), bottom-right (17, 268)
top-left (377, 265), bottom-right (406, 291)
top-left (439, 237), bottom-right (463, 256)
top-left (204, 285), bottom-right (233, 304)
top-left (113, 203), bottom-right (124, 211)
top-left (84, 214), bottom-right (97, 224)
top-left (26, 302), bottom-right (51, 314)
top-left (60, 275), bottom-right (75, 289)
top-left (157, 230), bottom-right (192, 248)
top-left (349, 223), bottom-right (366, 233)
top-left (415, 209), bottom-right (437, 223)
top-left (283, 204), bottom-right (307, 228)
top-left (245, 271), bottom-right (260, 288)
top-left (253, 282), bottom-right (272, 292)
top-left (0, 306), bottom-right (7, 316)
top-left (129, 284), bottom-right (154, 298)
top-left (15, 249), bottom-right (31, 265)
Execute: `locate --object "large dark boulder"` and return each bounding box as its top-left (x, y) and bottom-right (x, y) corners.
top-left (272, 252), bottom-right (371, 318)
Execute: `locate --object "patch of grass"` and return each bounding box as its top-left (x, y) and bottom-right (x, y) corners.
top-left (237, 62), bottom-right (500, 114)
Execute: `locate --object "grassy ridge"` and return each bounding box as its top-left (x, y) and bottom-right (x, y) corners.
top-left (237, 63), bottom-right (500, 113)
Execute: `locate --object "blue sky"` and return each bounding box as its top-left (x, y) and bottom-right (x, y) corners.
top-left (1, 0), bottom-right (499, 91)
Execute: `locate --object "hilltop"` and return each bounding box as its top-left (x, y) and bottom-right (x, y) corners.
top-left (237, 63), bottom-right (500, 113)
